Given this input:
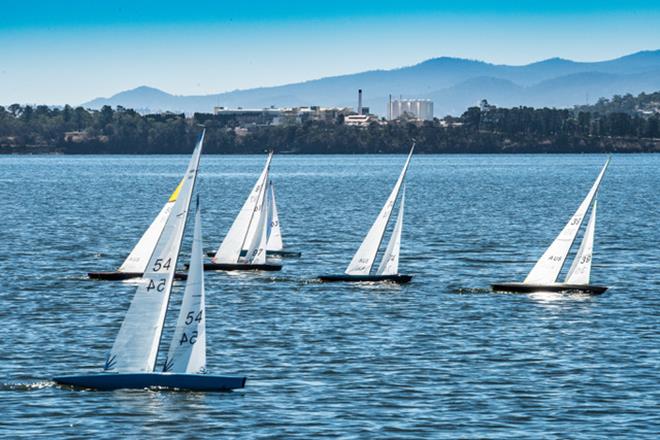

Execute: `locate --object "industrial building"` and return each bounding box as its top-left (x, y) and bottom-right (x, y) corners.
top-left (211, 90), bottom-right (380, 127)
top-left (212, 106), bottom-right (352, 126)
top-left (388, 98), bottom-right (434, 121)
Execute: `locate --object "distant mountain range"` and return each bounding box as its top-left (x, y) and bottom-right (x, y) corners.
top-left (83, 50), bottom-right (660, 116)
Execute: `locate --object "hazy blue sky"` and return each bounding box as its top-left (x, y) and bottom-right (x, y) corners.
top-left (2, 1), bottom-right (659, 105)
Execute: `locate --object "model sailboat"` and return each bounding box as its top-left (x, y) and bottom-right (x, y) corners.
top-left (204, 180), bottom-right (299, 258)
top-left (491, 158), bottom-right (610, 295)
top-left (88, 177), bottom-right (186, 280)
top-left (265, 180), bottom-right (301, 257)
top-left (319, 146), bottom-right (414, 284)
top-left (206, 153), bottom-right (282, 271)
top-left (55, 132), bottom-right (246, 391)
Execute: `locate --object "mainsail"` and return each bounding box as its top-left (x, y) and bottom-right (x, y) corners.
top-left (376, 186), bottom-right (405, 276)
top-left (105, 131), bottom-right (204, 373)
top-left (243, 173), bottom-right (270, 264)
top-left (266, 181), bottom-right (284, 252)
top-left (213, 153), bottom-right (272, 264)
top-left (164, 197), bottom-right (206, 374)
top-left (524, 158), bottom-right (609, 284)
top-left (345, 146), bottom-right (414, 275)
top-left (565, 200), bottom-right (597, 285)
top-left (118, 178), bottom-right (184, 274)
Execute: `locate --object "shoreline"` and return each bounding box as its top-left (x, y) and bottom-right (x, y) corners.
top-left (2, 150), bottom-right (659, 156)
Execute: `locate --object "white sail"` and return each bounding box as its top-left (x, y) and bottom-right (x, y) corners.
top-left (266, 181), bottom-right (284, 252)
top-left (242, 172), bottom-right (269, 256)
top-left (524, 158), bottom-right (609, 284)
top-left (105, 131), bottom-right (204, 373)
top-left (376, 186), bottom-right (405, 276)
top-left (243, 181), bottom-right (269, 264)
top-left (565, 201), bottom-right (597, 285)
top-left (163, 197), bottom-right (206, 374)
top-left (345, 146), bottom-right (414, 275)
top-left (118, 179), bottom-right (184, 274)
top-left (213, 153), bottom-right (272, 264)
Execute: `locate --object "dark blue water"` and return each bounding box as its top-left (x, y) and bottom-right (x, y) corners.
top-left (0, 154), bottom-right (658, 438)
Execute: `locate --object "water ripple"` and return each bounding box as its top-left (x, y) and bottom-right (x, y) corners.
top-left (0, 154), bottom-right (658, 438)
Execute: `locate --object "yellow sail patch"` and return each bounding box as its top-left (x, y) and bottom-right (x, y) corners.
top-left (168, 178), bottom-right (185, 202)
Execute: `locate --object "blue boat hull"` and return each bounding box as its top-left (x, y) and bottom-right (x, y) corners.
top-left (53, 373), bottom-right (246, 391)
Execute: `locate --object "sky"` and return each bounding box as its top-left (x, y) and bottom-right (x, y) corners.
top-left (1, 1), bottom-right (659, 105)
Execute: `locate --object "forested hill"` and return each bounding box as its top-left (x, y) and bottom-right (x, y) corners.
top-left (1, 92), bottom-right (659, 154)
top-left (574, 91), bottom-right (660, 115)
top-left (82, 50), bottom-right (660, 116)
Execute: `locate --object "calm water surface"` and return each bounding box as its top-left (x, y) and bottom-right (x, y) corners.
top-left (0, 154), bottom-right (658, 438)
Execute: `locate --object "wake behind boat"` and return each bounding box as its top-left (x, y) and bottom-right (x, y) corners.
top-left (319, 145), bottom-right (414, 284)
top-left (55, 132), bottom-right (246, 392)
top-left (491, 159), bottom-right (610, 295)
top-left (207, 153), bottom-right (283, 272)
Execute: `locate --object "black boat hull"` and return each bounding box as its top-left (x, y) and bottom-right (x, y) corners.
top-left (88, 271), bottom-right (188, 281)
top-left (318, 274), bottom-right (412, 284)
top-left (54, 373), bottom-right (246, 391)
top-left (267, 250), bottom-right (302, 258)
top-left (204, 263), bottom-right (282, 272)
top-left (206, 250), bottom-right (301, 258)
top-left (490, 282), bottom-right (608, 295)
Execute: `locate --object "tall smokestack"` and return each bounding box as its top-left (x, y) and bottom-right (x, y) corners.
top-left (388, 94), bottom-right (392, 120)
top-left (358, 89), bottom-right (363, 115)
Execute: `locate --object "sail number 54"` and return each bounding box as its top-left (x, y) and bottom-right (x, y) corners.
top-left (185, 310), bottom-right (203, 325)
top-left (152, 258), bottom-right (172, 272)
top-left (180, 331), bottom-right (198, 345)
top-left (146, 278), bottom-right (166, 292)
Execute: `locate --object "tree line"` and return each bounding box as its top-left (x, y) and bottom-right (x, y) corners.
top-left (1, 93), bottom-right (659, 154)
